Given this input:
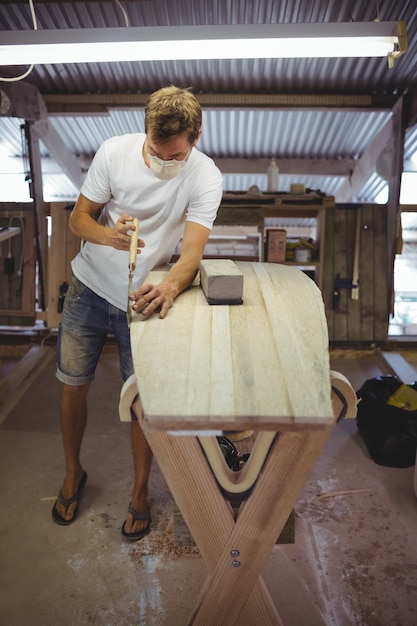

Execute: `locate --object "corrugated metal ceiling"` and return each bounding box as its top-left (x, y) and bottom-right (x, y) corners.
top-left (2, 0), bottom-right (416, 95)
top-left (46, 109), bottom-right (392, 159)
top-left (1, 0), bottom-right (417, 202)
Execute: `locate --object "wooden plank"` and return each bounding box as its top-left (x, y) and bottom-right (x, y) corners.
top-left (332, 208), bottom-right (349, 340)
top-left (344, 208), bottom-right (360, 340)
top-left (379, 351), bottom-right (417, 384)
top-left (273, 196), bottom-right (334, 209)
top-left (131, 262), bottom-right (333, 432)
top-left (358, 205), bottom-right (375, 340)
top-left (47, 202), bottom-right (81, 328)
top-left (373, 205), bottom-right (390, 340)
top-left (0, 346), bottom-right (55, 424)
top-left (316, 204), bottom-right (326, 290)
top-left (322, 204), bottom-right (336, 338)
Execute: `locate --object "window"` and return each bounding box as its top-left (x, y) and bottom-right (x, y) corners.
top-left (389, 172), bottom-right (417, 336)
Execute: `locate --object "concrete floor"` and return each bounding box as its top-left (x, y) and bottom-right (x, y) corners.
top-left (0, 347), bottom-right (417, 626)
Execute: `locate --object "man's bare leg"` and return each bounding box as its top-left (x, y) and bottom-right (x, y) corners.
top-left (55, 382), bottom-right (90, 522)
top-left (123, 418), bottom-right (153, 535)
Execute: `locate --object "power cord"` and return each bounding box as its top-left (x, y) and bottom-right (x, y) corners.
top-left (0, 0), bottom-right (37, 83)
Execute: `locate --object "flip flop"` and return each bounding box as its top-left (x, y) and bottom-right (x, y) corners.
top-left (121, 502), bottom-right (151, 541)
top-left (52, 471), bottom-right (88, 526)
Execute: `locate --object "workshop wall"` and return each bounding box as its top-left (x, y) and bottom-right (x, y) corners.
top-left (0, 199), bottom-right (393, 342)
top-left (323, 204), bottom-right (389, 343)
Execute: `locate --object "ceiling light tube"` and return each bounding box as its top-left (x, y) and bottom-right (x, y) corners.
top-left (0, 22), bottom-right (407, 67)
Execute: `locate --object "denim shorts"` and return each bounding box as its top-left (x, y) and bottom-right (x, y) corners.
top-left (56, 275), bottom-right (134, 386)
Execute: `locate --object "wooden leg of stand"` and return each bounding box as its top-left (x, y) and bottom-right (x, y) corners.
top-left (191, 427), bottom-right (334, 625)
top-left (144, 430), bottom-right (282, 626)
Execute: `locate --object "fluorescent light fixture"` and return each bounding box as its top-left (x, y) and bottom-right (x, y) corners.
top-left (0, 22), bottom-right (407, 67)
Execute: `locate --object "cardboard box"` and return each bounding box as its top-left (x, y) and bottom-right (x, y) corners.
top-left (266, 229), bottom-right (287, 263)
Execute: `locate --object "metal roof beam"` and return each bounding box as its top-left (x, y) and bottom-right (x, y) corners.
top-left (42, 92), bottom-right (398, 115)
top-left (214, 157), bottom-right (354, 176)
top-left (0, 83), bottom-right (85, 190)
top-left (335, 119), bottom-right (394, 202)
top-left (31, 119), bottom-right (85, 190)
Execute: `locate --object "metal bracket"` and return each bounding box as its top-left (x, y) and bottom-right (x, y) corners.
top-left (333, 274), bottom-right (359, 309)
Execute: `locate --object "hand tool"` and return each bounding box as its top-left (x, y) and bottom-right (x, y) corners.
top-left (127, 218), bottom-right (139, 327)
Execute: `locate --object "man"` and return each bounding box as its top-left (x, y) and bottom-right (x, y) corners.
top-left (52, 85), bottom-right (223, 540)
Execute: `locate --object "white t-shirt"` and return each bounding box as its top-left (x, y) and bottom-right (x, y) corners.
top-left (72, 133), bottom-right (223, 310)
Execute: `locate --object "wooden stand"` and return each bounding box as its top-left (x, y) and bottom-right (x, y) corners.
top-left (124, 261), bottom-right (353, 625)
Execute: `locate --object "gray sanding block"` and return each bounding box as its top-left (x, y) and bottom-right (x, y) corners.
top-left (199, 259), bottom-right (244, 305)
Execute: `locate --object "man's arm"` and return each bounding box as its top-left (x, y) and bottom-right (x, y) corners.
top-left (131, 220), bottom-right (210, 319)
top-left (70, 193), bottom-right (140, 251)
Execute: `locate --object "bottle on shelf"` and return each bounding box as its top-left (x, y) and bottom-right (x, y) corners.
top-left (267, 158), bottom-right (279, 192)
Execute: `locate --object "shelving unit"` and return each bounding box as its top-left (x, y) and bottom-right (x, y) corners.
top-left (204, 225), bottom-right (262, 261)
top-left (212, 192), bottom-right (334, 291)
top-left (263, 199), bottom-right (331, 289)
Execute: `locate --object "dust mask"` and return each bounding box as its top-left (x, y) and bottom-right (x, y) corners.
top-left (148, 154), bottom-right (187, 180)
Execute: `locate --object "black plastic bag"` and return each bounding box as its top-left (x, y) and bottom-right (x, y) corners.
top-left (356, 375), bottom-right (417, 468)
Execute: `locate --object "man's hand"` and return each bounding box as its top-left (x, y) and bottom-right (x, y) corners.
top-left (70, 196), bottom-right (144, 252)
top-left (129, 221), bottom-right (211, 320)
top-left (107, 213), bottom-right (144, 252)
top-left (130, 282), bottom-right (176, 319)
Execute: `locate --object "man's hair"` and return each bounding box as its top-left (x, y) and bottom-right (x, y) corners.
top-left (145, 86), bottom-right (202, 145)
